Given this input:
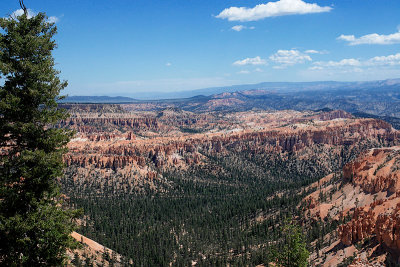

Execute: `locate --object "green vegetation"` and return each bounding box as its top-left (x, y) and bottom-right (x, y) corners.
top-left (0, 6), bottom-right (78, 265)
top-left (271, 218), bottom-right (309, 267)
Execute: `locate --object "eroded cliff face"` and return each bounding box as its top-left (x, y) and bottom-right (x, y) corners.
top-left (65, 118), bottom-right (396, 170)
top-left (343, 148), bottom-right (400, 193)
top-left (303, 147), bottom-right (400, 266)
top-left (60, 107), bottom-right (398, 197)
top-left (338, 148), bottom-right (400, 249)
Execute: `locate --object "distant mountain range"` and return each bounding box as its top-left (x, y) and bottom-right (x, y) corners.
top-left (61, 78), bottom-right (400, 122)
top-left (62, 79), bottom-right (400, 128)
top-left (62, 78), bottom-right (400, 102)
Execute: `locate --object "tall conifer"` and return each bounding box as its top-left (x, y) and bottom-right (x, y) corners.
top-left (0, 5), bottom-right (78, 265)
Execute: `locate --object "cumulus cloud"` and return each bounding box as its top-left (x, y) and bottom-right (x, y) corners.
top-left (233, 56), bottom-right (267, 66)
top-left (231, 25), bottom-right (255, 31)
top-left (367, 53), bottom-right (400, 66)
top-left (216, 0), bottom-right (332, 22)
top-left (312, 53), bottom-right (400, 71)
top-left (338, 29), bottom-right (400, 45)
top-left (269, 49), bottom-right (312, 67)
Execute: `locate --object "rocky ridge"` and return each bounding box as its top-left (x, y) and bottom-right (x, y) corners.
top-left (61, 109), bottom-right (398, 195)
top-left (304, 147), bottom-right (400, 265)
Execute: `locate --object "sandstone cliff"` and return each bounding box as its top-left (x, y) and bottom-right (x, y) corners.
top-left (61, 108), bottom-right (398, 196)
top-left (339, 147), bottom-right (400, 251)
top-left (304, 147), bottom-right (400, 265)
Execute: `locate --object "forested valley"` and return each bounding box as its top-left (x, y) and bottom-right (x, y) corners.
top-left (58, 106), bottom-right (399, 266)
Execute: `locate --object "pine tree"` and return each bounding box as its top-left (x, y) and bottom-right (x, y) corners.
top-left (0, 4), bottom-right (78, 265)
top-left (72, 252), bottom-right (83, 267)
top-left (271, 218), bottom-right (309, 267)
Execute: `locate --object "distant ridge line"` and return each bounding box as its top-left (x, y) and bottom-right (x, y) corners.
top-left (61, 78), bottom-right (400, 103)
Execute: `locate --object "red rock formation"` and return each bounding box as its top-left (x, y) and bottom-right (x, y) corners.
top-left (339, 208), bottom-right (375, 246)
top-left (302, 144), bottom-right (400, 265)
top-left (343, 147), bottom-right (400, 193)
top-left (375, 207), bottom-right (400, 251)
top-left (334, 147), bottom-right (400, 255)
top-left (64, 118), bottom-right (398, 171)
top-left (60, 108), bottom-right (399, 202)
top-left (339, 204), bottom-right (400, 252)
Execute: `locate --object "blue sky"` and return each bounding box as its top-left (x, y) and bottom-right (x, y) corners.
top-left (2, 0), bottom-right (400, 96)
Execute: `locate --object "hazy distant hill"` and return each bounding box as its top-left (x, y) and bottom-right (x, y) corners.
top-left (64, 78), bottom-right (400, 101)
top-left (127, 80), bottom-right (355, 99)
top-left (62, 78), bottom-right (400, 118)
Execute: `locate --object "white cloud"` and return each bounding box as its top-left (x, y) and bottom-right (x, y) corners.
top-left (166, 62), bottom-right (172, 67)
top-left (231, 25), bottom-right (255, 31)
top-left (312, 53), bottom-right (400, 70)
top-left (232, 25), bottom-right (245, 31)
top-left (235, 68), bottom-right (264, 74)
top-left (11, 8), bottom-right (35, 19)
top-left (314, 58), bottom-right (361, 68)
top-left (9, 9), bottom-right (60, 23)
top-left (338, 29), bottom-right (400, 45)
top-left (233, 56), bottom-right (267, 66)
top-left (47, 16), bottom-right (59, 23)
top-left (308, 63), bottom-right (364, 75)
top-left (216, 0), bottom-right (332, 22)
top-left (367, 53), bottom-right (400, 66)
top-left (305, 49), bottom-right (328, 54)
top-left (269, 49), bottom-right (312, 67)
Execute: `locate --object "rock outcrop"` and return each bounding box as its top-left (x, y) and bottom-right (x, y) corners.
top-left (302, 146), bottom-right (400, 265)
top-left (343, 147), bottom-right (400, 193)
top-left (60, 107), bottom-right (399, 198)
top-left (65, 118), bottom-right (398, 171)
top-left (339, 148), bottom-right (400, 250)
